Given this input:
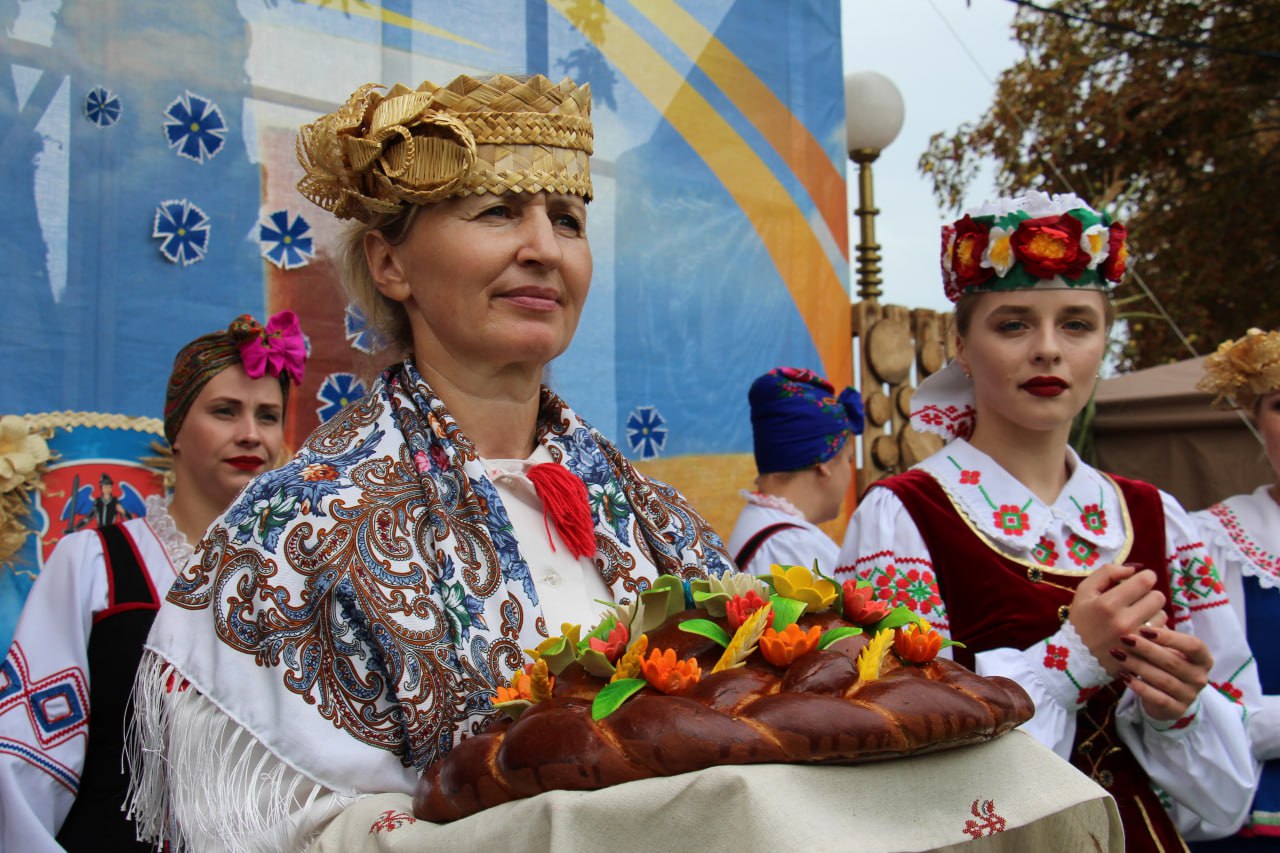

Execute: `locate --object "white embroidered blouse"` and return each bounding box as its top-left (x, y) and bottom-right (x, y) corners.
top-left (1195, 485), bottom-right (1280, 764)
top-left (725, 491), bottom-right (840, 575)
top-left (837, 439), bottom-right (1261, 840)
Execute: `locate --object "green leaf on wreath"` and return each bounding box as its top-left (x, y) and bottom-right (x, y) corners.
top-left (591, 678), bottom-right (647, 720)
top-left (678, 618), bottom-right (732, 648)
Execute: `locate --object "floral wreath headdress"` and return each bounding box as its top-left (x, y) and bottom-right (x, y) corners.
top-left (1197, 328), bottom-right (1280, 410)
top-left (913, 192), bottom-right (1128, 442)
top-left (941, 191), bottom-right (1129, 303)
top-left (296, 74), bottom-right (593, 222)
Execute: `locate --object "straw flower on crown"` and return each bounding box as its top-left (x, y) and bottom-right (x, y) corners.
top-left (1198, 328), bottom-right (1280, 409)
top-left (940, 191), bottom-right (1128, 303)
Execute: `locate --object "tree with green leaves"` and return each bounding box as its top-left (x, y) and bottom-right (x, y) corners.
top-left (921, 0), bottom-right (1280, 368)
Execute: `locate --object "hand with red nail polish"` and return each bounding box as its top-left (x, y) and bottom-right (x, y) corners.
top-left (1068, 562), bottom-right (1166, 677)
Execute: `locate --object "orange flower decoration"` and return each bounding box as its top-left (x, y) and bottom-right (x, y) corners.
top-left (894, 622), bottom-right (943, 664)
top-left (493, 671), bottom-right (533, 705)
top-left (639, 648), bottom-right (702, 695)
top-left (758, 623), bottom-right (822, 667)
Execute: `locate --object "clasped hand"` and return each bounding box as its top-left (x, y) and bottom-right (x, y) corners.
top-left (1068, 562), bottom-right (1212, 722)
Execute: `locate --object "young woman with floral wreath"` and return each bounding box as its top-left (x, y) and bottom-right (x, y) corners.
top-left (836, 192), bottom-right (1260, 849)
top-left (1192, 328), bottom-right (1280, 850)
top-left (0, 312), bottom-right (304, 852)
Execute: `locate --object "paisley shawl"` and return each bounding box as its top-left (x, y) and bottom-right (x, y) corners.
top-left (142, 360), bottom-right (732, 796)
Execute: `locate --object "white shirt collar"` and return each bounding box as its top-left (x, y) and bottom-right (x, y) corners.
top-left (918, 439), bottom-right (1126, 555)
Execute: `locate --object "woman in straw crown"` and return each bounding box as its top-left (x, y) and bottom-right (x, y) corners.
top-left (835, 192), bottom-right (1260, 848)
top-left (1, 312), bottom-right (303, 852)
top-left (126, 74), bottom-right (732, 851)
top-left (1191, 329), bottom-right (1280, 849)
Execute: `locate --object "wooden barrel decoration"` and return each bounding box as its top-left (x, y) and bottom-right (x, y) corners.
top-left (864, 391), bottom-right (892, 427)
top-left (871, 434), bottom-right (900, 470)
top-left (866, 318), bottom-right (913, 386)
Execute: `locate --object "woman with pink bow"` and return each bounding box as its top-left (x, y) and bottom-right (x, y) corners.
top-left (0, 312), bottom-right (305, 853)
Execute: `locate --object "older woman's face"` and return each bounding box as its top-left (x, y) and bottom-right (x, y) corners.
top-left (370, 191), bottom-right (591, 376)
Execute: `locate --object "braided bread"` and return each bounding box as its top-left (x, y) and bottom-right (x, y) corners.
top-left (415, 610), bottom-right (1033, 822)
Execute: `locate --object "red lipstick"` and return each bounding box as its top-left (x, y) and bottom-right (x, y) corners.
top-left (226, 456), bottom-right (265, 471)
top-left (1020, 376), bottom-right (1069, 398)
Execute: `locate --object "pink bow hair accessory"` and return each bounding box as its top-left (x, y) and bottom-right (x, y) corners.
top-left (237, 310), bottom-right (307, 384)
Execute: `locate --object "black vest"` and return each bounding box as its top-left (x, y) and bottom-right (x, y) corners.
top-left (55, 524), bottom-right (159, 852)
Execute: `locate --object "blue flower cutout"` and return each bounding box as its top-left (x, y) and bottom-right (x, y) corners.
top-left (152, 199), bottom-right (210, 266)
top-left (626, 405), bottom-right (668, 460)
top-left (316, 372), bottom-right (367, 423)
top-left (344, 304), bottom-right (386, 354)
top-left (163, 91), bottom-right (226, 163)
top-left (259, 210), bottom-right (314, 270)
top-left (84, 86), bottom-right (122, 127)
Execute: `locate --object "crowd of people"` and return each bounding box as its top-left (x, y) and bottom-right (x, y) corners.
top-left (0, 70), bottom-right (1277, 851)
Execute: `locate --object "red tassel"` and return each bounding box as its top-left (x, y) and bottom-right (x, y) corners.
top-left (526, 462), bottom-right (597, 560)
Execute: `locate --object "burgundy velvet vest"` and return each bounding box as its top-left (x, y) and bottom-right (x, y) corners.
top-left (880, 468), bottom-right (1188, 853)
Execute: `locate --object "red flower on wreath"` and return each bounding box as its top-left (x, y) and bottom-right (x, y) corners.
top-left (1043, 644), bottom-right (1069, 671)
top-left (993, 504), bottom-right (1030, 536)
top-left (951, 215), bottom-right (994, 291)
top-left (1010, 214), bottom-right (1089, 280)
top-left (1100, 222), bottom-right (1128, 282)
top-left (1079, 503), bottom-right (1108, 535)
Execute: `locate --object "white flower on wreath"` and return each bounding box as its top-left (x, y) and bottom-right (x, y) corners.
top-left (1080, 223), bottom-right (1111, 269)
top-left (0, 415), bottom-right (51, 492)
top-left (982, 224), bottom-right (1017, 277)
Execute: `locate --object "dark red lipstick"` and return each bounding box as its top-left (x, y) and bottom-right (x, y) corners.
top-left (226, 455), bottom-right (265, 471)
top-left (1020, 376), bottom-right (1068, 397)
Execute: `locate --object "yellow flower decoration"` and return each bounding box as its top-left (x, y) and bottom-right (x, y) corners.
top-left (769, 564), bottom-right (837, 612)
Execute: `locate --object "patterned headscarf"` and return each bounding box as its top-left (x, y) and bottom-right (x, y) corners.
top-left (749, 367), bottom-right (864, 474)
top-left (163, 311), bottom-right (307, 444)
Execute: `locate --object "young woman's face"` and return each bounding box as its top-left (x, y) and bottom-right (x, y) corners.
top-left (1257, 390), bottom-right (1280, 484)
top-left (956, 289), bottom-right (1109, 438)
top-left (172, 364), bottom-right (285, 509)
top-left (369, 191), bottom-right (592, 378)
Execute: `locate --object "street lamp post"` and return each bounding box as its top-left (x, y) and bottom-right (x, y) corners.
top-left (844, 71), bottom-right (904, 304)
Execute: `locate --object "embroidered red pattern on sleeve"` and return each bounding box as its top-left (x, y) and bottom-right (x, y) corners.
top-left (1167, 542), bottom-right (1228, 625)
top-left (850, 551), bottom-right (949, 633)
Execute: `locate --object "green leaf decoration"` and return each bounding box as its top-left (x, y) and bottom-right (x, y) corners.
top-left (533, 627), bottom-right (582, 676)
top-left (688, 578), bottom-right (711, 599)
top-left (817, 625), bottom-right (864, 650)
top-left (649, 575), bottom-right (688, 619)
top-left (591, 678), bottom-right (647, 720)
top-left (870, 606), bottom-right (924, 634)
top-left (578, 647), bottom-right (618, 678)
top-left (941, 638), bottom-right (967, 650)
top-left (678, 618), bottom-right (732, 648)
top-left (492, 697), bottom-right (533, 721)
top-left (769, 594), bottom-right (806, 632)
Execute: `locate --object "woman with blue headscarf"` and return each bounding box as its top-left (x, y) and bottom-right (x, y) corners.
top-left (726, 367), bottom-right (864, 574)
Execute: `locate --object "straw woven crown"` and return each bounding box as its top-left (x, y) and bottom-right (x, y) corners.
top-left (1198, 328), bottom-right (1280, 409)
top-left (297, 74), bottom-right (592, 222)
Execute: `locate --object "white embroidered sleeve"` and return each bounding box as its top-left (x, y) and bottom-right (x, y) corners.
top-left (1195, 506), bottom-right (1280, 761)
top-left (837, 487), bottom-right (951, 638)
top-left (1113, 493), bottom-right (1261, 840)
top-left (0, 532), bottom-right (107, 852)
top-left (127, 653), bottom-right (359, 853)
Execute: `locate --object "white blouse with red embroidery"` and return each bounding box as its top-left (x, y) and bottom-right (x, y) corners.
top-left (1196, 485), bottom-right (1280, 765)
top-left (837, 439), bottom-right (1261, 841)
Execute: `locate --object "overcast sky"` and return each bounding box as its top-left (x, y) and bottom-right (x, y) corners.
top-left (841, 0), bottom-right (1022, 312)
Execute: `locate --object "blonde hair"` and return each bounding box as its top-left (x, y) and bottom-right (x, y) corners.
top-left (338, 205), bottom-right (422, 360)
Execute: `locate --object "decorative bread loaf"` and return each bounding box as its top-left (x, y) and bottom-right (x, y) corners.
top-left (415, 567), bottom-right (1034, 822)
